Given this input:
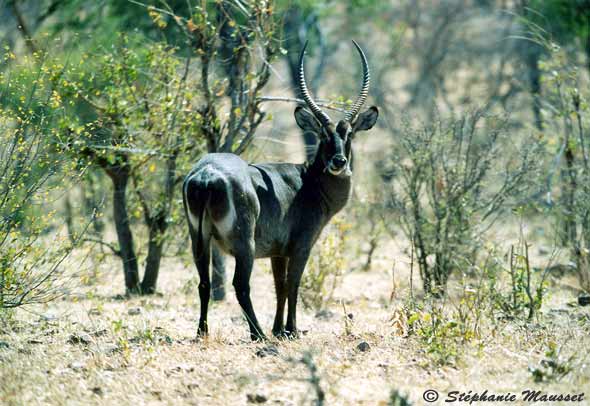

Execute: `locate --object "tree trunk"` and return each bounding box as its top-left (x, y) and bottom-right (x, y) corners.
top-left (562, 138), bottom-right (577, 246)
top-left (9, 1), bottom-right (38, 55)
top-left (520, 1), bottom-right (543, 131)
top-left (526, 46), bottom-right (543, 131)
top-left (431, 249), bottom-right (447, 299)
top-left (586, 14), bottom-right (590, 76)
top-left (109, 169), bottom-right (140, 292)
top-left (64, 192), bottom-right (75, 243)
top-left (141, 215), bottom-right (166, 294)
top-left (422, 269), bottom-right (433, 297)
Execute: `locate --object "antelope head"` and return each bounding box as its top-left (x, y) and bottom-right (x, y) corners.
top-left (294, 40), bottom-right (379, 177)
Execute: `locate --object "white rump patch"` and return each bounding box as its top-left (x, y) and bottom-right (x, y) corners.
top-left (187, 208), bottom-right (200, 230)
top-left (184, 165), bottom-right (237, 238)
top-left (183, 178), bottom-right (200, 230)
top-left (215, 197), bottom-right (236, 237)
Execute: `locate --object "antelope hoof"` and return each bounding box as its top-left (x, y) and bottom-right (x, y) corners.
top-left (251, 332), bottom-right (267, 342)
top-left (283, 329), bottom-right (299, 340)
top-left (211, 287), bottom-right (225, 301)
top-left (272, 329), bottom-right (290, 340)
top-left (197, 324), bottom-right (208, 337)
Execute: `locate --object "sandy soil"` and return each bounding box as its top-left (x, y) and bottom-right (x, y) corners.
top-left (1, 231), bottom-right (589, 406)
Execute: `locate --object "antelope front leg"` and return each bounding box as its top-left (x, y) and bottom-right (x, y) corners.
top-left (271, 257), bottom-right (288, 338)
top-left (285, 251), bottom-right (311, 338)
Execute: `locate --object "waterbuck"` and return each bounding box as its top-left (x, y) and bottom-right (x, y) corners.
top-left (182, 40), bottom-right (378, 341)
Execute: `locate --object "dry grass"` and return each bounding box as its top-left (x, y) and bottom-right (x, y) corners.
top-left (1, 233), bottom-right (589, 406)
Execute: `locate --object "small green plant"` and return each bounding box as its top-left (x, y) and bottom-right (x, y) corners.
top-left (487, 231), bottom-right (549, 321)
top-left (116, 337), bottom-right (131, 363)
top-left (130, 325), bottom-right (173, 346)
top-left (452, 278), bottom-right (486, 342)
top-left (411, 306), bottom-right (461, 366)
top-left (300, 217), bottom-right (350, 311)
top-left (111, 319), bottom-right (125, 334)
top-left (402, 281), bottom-right (486, 367)
top-left (389, 390), bottom-right (412, 406)
top-left (529, 341), bottom-right (573, 383)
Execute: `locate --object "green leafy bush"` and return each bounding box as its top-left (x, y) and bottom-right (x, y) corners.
top-left (53, 0), bottom-right (280, 294)
top-left (0, 51), bottom-right (83, 309)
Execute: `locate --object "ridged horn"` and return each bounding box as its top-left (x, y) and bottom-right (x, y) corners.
top-left (344, 40), bottom-right (370, 122)
top-left (298, 41), bottom-right (333, 128)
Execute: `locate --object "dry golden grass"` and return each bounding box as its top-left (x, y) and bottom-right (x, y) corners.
top-left (1, 234), bottom-right (589, 406)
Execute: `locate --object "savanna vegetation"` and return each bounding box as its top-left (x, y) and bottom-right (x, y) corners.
top-left (1, 0), bottom-right (589, 405)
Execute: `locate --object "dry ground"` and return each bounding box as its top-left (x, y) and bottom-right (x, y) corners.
top-left (1, 230), bottom-right (589, 406)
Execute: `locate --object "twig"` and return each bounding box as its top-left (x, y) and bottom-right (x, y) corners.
top-left (298, 352), bottom-right (325, 406)
top-left (258, 96), bottom-right (349, 114)
top-left (10, 1), bottom-right (39, 54)
top-left (524, 241), bottom-right (535, 321)
top-left (86, 144), bottom-right (171, 157)
top-left (510, 244), bottom-right (517, 310)
top-left (82, 237), bottom-right (122, 257)
top-left (389, 260), bottom-right (397, 304)
top-left (409, 239), bottom-right (414, 301)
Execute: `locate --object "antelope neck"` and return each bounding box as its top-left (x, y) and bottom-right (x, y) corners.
top-left (307, 146), bottom-right (353, 215)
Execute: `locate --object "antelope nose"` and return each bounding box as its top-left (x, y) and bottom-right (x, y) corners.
top-left (332, 155), bottom-right (347, 169)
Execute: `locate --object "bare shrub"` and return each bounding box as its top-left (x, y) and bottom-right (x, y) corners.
top-left (537, 43), bottom-right (590, 293)
top-left (349, 188), bottom-right (387, 272)
top-left (382, 109), bottom-right (540, 296)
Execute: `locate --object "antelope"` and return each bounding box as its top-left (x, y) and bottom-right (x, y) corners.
top-left (182, 40), bottom-right (378, 341)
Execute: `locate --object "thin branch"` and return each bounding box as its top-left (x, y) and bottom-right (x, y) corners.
top-left (131, 173), bottom-right (152, 226)
top-left (86, 144), bottom-right (172, 157)
top-left (10, 1), bottom-right (39, 54)
top-left (258, 96), bottom-right (348, 114)
top-left (82, 237), bottom-right (122, 257)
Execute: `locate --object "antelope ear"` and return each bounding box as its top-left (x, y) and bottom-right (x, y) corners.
top-left (295, 106), bottom-right (323, 137)
top-left (353, 106), bottom-right (379, 132)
